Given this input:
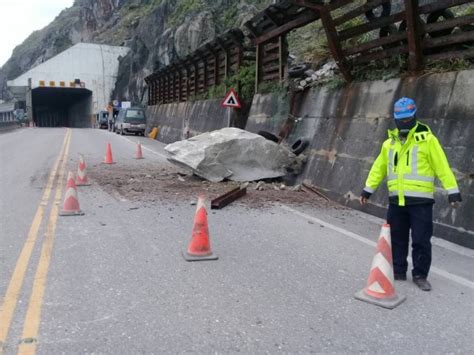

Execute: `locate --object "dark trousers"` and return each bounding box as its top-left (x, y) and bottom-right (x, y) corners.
top-left (387, 204), bottom-right (433, 278)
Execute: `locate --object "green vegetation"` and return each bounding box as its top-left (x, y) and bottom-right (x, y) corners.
top-left (167, 0), bottom-right (271, 31)
top-left (457, 4), bottom-right (474, 15)
top-left (188, 92), bottom-right (208, 102)
top-left (424, 58), bottom-right (474, 74)
top-left (190, 63), bottom-right (322, 102)
top-left (53, 34), bottom-right (73, 54)
top-left (258, 81), bottom-right (286, 95)
top-left (121, 0), bottom-right (162, 16)
top-left (221, 7), bottom-right (239, 29)
top-left (325, 74), bottom-right (347, 91)
top-left (94, 0), bottom-right (163, 45)
top-left (226, 64), bottom-right (256, 101)
top-left (167, 0), bottom-right (206, 27)
top-left (351, 55), bottom-right (407, 82)
top-left (207, 84), bottom-right (226, 100)
top-left (287, 0), bottom-right (372, 64)
top-left (195, 64), bottom-right (256, 102)
top-left (288, 22), bottom-right (327, 65)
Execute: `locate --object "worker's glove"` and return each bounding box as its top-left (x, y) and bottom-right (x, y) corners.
top-left (360, 190), bottom-right (371, 206)
top-left (448, 192), bottom-right (462, 208)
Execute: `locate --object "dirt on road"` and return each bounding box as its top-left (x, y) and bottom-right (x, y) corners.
top-left (89, 162), bottom-right (345, 210)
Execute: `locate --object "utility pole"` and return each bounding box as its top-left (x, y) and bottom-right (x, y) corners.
top-left (26, 78), bottom-right (33, 126)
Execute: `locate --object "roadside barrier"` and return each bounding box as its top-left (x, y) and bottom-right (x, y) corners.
top-left (76, 154), bottom-right (91, 186)
top-left (183, 196), bottom-right (218, 261)
top-left (103, 143), bottom-right (116, 164)
top-left (148, 127), bottom-right (159, 140)
top-left (59, 172), bottom-right (84, 216)
top-left (135, 143), bottom-right (144, 160)
top-left (354, 224), bottom-right (406, 309)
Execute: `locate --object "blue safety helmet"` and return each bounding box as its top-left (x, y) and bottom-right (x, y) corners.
top-left (394, 97), bottom-right (417, 119)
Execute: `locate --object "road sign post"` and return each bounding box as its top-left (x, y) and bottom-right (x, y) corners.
top-left (221, 88), bottom-right (241, 128)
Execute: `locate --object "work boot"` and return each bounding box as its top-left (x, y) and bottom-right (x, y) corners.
top-left (413, 276), bottom-right (431, 291)
top-left (394, 273), bottom-right (407, 281)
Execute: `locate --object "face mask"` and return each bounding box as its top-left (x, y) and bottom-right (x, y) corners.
top-left (395, 118), bottom-right (416, 137)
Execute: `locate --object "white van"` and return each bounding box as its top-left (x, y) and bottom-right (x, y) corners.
top-left (114, 107), bottom-right (146, 136)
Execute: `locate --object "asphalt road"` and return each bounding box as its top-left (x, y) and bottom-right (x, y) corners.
top-left (0, 128), bottom-right (473, 354)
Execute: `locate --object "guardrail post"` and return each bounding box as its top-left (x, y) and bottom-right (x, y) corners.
top-left (319, 7), bottom-right (352, 82)
top-left (178, 67), bottom-right (182, 102)
top-left (159, 76), bottom-right (163, 104)
top-left (214, 52), bottom-right (220, 86)
top-left (172, 69), bottom-right (176, 102)
top-left (194, 61), bottom-right (199, 97)
top-left (186, 66), bottom-right (190, 101)
top-left (255, 43), bottom-right (262, 93)
top-left (404, 0), bottom-right (423, 72)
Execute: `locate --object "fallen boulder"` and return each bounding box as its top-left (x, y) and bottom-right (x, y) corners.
top-left (165, 128), bottom-right (297, 182)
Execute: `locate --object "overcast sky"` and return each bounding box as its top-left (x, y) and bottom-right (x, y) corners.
top-left (0, 0), bottom-right (74, 67)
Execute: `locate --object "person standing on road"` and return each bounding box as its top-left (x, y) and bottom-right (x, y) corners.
top-left (107, 102), bottom-right (114, 131)
top-left (359, 97), bottom-right (462, 291)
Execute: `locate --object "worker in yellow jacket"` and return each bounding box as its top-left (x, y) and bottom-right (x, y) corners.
top-left (360, 97), bottom-right (461, 291)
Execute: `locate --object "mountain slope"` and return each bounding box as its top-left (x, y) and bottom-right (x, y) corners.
top-left (0, 0), bottom-right (269, 102)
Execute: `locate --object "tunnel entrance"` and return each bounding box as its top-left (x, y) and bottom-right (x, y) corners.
top-left (32, 87), bottom-right (93, 127)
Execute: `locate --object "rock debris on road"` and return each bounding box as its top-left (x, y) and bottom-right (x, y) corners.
top-left (90, 163), bottom-right (340, 210)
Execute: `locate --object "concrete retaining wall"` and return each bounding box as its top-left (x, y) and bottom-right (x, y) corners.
top-left (146, 99), bottom-right (246, 144)
top-left (245, 93), bottom-right (290, 135)
top-left (248, 70), bottom-right (474, 248)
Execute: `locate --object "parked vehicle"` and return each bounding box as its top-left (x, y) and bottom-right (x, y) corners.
top-left (114, 107), bottom-right (146, 136)
top-left (97, 111), bottom-right (109, 129)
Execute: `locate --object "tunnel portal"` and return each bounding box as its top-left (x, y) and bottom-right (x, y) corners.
top-left (32, 87), bottom-right (93, 128)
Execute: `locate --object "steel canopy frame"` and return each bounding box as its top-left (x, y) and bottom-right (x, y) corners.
top-left (146, 0), bottom-right (474, 100)
top-left (145, 29), bottom-right (246, 105)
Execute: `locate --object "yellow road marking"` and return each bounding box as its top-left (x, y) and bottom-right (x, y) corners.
top-left (18, 129), bottom-right (72, 354)
top-left (0, 129), bottom-right (71, 352)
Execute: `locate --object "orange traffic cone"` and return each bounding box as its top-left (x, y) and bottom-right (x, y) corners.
top-left (182, 196), bottom-right (218, 261)
top-left (103, 143), bottom-right (116, 164)
top-left (135, 143), bottom-right (144, 159)
top-left (59, 172), bottom-right (84, 216)
top-left (76, 154), bottom-right (91, 186)
top-left (354, 224), bottom-right (406, 309)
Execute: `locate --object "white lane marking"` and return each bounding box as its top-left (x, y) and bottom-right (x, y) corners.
top-left (430, 266), bottom-right (474, 289)
top-left (281, 205), bottom-right (377, 248)
top-left (432, 237), bottom-right (474, 258)
top-left (280, 204), bottom-right (474, 290)
top-left (117, 134), bottom-right (168, 159)
top-left (96, 128), bottom-right (169, 159)
top-left (329, 207), bottom-right (473, 259)
top-left (140, 145), bottom-right (168, 160)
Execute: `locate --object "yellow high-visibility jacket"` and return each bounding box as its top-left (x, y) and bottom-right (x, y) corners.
top-left (363, 122), bottom-right (460, 206)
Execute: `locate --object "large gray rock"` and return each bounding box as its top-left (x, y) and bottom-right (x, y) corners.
top-left (165, 128), bottom-right (297, 182)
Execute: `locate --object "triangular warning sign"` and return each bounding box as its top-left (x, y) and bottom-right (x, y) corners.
top-left (221, 88), bottom-right (241, 108)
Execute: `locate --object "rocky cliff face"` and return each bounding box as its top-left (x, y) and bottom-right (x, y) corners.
top-left (0, 0), bottom-right (268, 103)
